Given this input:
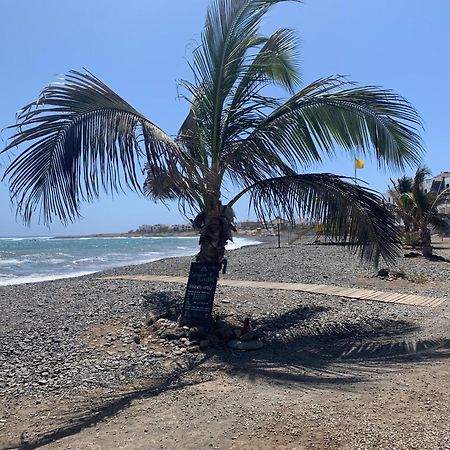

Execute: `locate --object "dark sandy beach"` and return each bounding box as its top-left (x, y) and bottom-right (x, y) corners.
top-left (1, 236), bottom-right (449, 449)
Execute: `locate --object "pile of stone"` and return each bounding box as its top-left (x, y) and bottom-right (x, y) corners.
top-left (143, 310), bottom-right (264, 352)
top-left (372, 268), bottom-right (407, 281)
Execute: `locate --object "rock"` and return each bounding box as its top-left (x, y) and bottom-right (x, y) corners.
top-left (187, 345), bottom-right (200, 353)
top-left (227, 339), bottom-right (264, 351)
top-left (233, 328), bottom-right (242, 338)
top-left (215, 320), bottom-right (235, 341)
top-left (145, 313), bottom-right (158, 326)
top-left (209, 335), bottom-right (219, 346)
top-left (377, 268), bottom-right (389, 278)
top-left (391, 270), bottom-right (406, 279)
top-left (404, 251), bottom-right (421, 258)
top-left (159, 307), bottom-right (181, 321)
top-left (199, 339), bottom-right (209, 349)
top-left (160, 326), bottom-right (187, 341)
top-left (133, 335), bottom-right (141, 344)
top-left (240, 331), bottom-right (258, 342)
top-left (188, 326), bottom-right (208, 341)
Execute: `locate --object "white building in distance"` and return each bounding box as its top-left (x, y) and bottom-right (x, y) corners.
top-left (423, 171), bottom-right (450, 215)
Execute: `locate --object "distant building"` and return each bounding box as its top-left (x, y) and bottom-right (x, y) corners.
top-left (423, 171), bottom-right (450, 215)
top-left (136, 224), bottom-right (169, 233)
top-left (423, 171), bottom-right (450, 194)
top-left (386, 171), bottom-right (450, 215)
top-left (134, 223), bottom-right (192, 233)
top-left (170, 223), bottom-right (192, 231)
top-left (236, 221), bottom-right (263, 230)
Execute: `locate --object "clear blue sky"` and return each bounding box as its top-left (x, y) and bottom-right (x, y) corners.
top-left (0, 0), bottom-right (448, 236)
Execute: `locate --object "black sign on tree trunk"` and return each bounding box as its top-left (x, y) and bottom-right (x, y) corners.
top-left (179, 262), bottom-right (221, 327)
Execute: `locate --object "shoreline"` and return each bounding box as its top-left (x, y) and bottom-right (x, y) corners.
top-left (0, 235), bottom-right (264, 287)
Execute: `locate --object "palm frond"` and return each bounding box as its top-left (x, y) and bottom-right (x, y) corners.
top-left (394, 175), bottom-right (413, 195)
top-left (224, 139), bottom-right (296, 189)
top-left (430, 188), bottom-right (450, 210)
top-left (143, 162), bottom-right (206, 215)
top-left (429, 214), bottom-right (450, 233)
top-left (232, 76), bottom-right (423, 172)
top-left (231, 28), bottom-right (300, 105)
top-left (398, 192), bottom-right (420, 224)
top-left (191, 0), bottom-right (302, 156)
top-left (177, 109), bottom-right (206, 164)
top-left (1, 70), bottom-right (180, 224)
top-left (235, 173), bottom-right (402, 265)
top-left (410, 165), bottom-right (430, 217)
top-left (219, 28), bottom-right (300, 151)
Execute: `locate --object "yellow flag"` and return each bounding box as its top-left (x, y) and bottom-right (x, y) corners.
top-left (355, 159), bottom-right (365, 169)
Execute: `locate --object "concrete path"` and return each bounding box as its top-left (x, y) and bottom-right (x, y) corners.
top-left (99, 275), bottom-right (445, 308)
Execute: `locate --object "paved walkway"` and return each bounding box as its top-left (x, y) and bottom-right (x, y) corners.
top-left (99, 275), bottom-right (445, 308)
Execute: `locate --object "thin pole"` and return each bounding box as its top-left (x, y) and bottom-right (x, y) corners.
top-left (277, 223), bottom-right (281, 248)
top-left (354, 158), bottom-right (357, 184)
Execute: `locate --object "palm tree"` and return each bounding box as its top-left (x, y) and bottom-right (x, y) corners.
top-left (2, 0), bottom-right (423, 272)
top-left (389, 175), bottom-right (414, 232)
top-left (390, 167), bottom-right (450, 257)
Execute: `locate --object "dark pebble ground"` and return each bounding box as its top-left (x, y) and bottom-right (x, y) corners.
top-left (0, 237), bottom-right (449, 449)
top-left (1, 238), bottom-right (448, 397)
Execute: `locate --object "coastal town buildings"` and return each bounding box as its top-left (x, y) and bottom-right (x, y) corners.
top-left (385, 171), bottom-right (450, 236)
top-left (135, 223), bottom-right (192, 233)
top-left (386, 171), bottom-right (450, 213)
top-left (423, 171), bottom-right (450, 215)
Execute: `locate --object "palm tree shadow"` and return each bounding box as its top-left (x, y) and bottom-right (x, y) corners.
top-left (10, 305), bottom-right (449, 450)
top-left (10, 355), bottom-right (211, 450)
top-left (212, 305), bottom-right (450, 388)
top-left (141, 291), bottom-right (184, 316)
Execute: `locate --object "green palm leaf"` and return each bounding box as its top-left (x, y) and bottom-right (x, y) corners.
top-left (230, 173), bottom-right (402, 265)
top-left (2, 70), bottom-right (180, 224)
top-left (389, 166), bottom-right (450, 257)
top-left (230, 76), bottom-right (423, 172)
top-left (190, 0), bottom-right (302, 156)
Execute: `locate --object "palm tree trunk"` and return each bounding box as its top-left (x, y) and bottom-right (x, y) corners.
top-left (193, 204), bottom-right (234, 265)
top-left (421, 226), bottom-right (432, 258)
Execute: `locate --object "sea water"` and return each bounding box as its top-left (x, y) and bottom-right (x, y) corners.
top-left (0, 236), bottom-right (260, 286)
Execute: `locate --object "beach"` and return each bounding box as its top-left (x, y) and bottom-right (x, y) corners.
top-left (1, 236), bottom-right (449, 449)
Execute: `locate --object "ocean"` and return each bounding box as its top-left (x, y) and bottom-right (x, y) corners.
top-left (0, 235), bottom-right (260, 286)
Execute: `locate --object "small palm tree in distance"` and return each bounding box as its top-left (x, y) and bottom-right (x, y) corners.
top-left (390, 167), bottom-right (450, 257)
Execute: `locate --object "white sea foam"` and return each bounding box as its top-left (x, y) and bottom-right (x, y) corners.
top-left (0, 236), bottom-right (52, 241)
top-left (226, 237), bottom-right (262, 250)
top-left (0, 258), bottom-right (31, 266)
top-left (0, 235), bottom-right (261, 286)
top-left (0, 271), bottom-right (95, 286)
top-left (47, 258), bottom-right (66, 265)
top-left (72, 256), bottom-right (109, 264)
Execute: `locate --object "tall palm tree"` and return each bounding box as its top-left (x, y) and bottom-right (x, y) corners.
top-left (390, 167), bottom-right (450, 257)
top-left (2, 0), bottom-right (423, 271)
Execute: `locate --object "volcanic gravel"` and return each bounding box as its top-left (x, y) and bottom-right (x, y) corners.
top-left (1, 238), bottom-right (449, 449)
